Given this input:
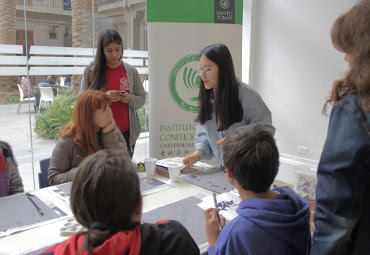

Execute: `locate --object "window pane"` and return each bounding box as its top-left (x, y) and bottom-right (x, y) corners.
top-left (2, 0), bottom-right (147, 192)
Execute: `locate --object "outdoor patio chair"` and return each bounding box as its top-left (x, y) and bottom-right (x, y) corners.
top-left (38, 157), bottom-right (50, 189)
top-left (39, 86), bottom-right (54, 111)
top-left (17, 84), bottom-right (36, 114)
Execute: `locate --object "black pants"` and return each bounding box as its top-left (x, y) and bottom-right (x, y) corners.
top-left (122, 131), bottom-right (135, 158)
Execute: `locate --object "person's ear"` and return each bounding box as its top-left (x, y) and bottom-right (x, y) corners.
top-left (225, 167), bottom-right (233, 178)
top-left (225, 167), bottom-right (234, 185)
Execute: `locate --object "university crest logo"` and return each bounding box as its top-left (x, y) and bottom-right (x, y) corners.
top-left (169, 54), bottom-right (200, 113)
top-left (220, 0), bottom-right (230, 9)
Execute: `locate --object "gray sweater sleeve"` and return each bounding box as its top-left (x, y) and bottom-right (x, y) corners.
top-left (102, 127), bottom-right (128, 151)
top-left (7, 153), bottom-right (24, 195)
top-left (126, 64), bottom-right (146, 110)
top-left (48, 137), bottom-right (80, 186)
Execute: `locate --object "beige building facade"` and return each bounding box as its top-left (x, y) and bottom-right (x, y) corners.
top-left (0, 0), bottom-right (146, 94)
top-left (14, 0), bottom-right (146, 50)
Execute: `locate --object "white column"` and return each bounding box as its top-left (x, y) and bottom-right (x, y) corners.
top-left (126, 8), bottom-right (136, 50)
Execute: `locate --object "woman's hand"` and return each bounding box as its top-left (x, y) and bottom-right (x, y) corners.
top-left (119, 92), bottom-right (132, 104)
top-left (216, 137), bottom-right (226, 149)
top-left (183, 154), bottom-right (200, 167)
top-left (204, 208), bottom-right (226, 247)
top-left (102, 119), bottom-right (116, 133)
top-left (106, 90), bottom-right (121, 102)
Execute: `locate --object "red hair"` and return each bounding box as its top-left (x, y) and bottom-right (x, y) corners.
top-left (59, 90), bottom-right (111, 154)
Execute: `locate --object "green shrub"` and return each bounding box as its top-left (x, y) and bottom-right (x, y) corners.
top-left (2, 95), bottom-right (19, 104)
top-left (138, 104), bottom-right (149, 133)
top-left (35, 89), bottom-right (149, 139)
top-left (35, 89), bottom-right (77, 140)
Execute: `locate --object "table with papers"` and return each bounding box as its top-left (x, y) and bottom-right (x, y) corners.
top-left (0, 163), bottom-right (239, 254)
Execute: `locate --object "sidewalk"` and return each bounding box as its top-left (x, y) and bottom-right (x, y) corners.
top-left (0, 103), bottom-right (149, 192)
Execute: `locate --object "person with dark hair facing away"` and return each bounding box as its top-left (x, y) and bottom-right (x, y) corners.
top-left (64, 75), bottom-right (71, 86)
top-left (311, 1), bottom-right (370, 254)
top-left (42, 149), bottom-right (200, 255)
top-left (183, 43), bottom-right (275, 168)
top-left (48, 90), bottom-right (127, 185)
top-left (204, 125), bottom-right (311, 255)
top-left (80, 29), bottom-right (146, 158)
top-left (43, 75), bottom-right (57, 85)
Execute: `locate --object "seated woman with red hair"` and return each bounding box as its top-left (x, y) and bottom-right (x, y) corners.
top-left (48, 90), bottom-right (127, 185)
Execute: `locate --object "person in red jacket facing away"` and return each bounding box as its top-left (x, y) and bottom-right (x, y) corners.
top-left (42, 149), bottom-right (199, 255)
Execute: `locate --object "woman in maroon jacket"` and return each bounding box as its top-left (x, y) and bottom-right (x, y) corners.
top-left (42, 149), bottom-right (199, 255)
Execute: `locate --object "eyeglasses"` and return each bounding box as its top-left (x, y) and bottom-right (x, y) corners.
top-left (196, 67), bottom-right (211, 77)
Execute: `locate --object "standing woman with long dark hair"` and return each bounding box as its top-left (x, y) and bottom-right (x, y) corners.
top-left (80, 29), bottom-right (146, 158)
top-left (183, 44), bottom-right (275, 168)
top-left (311, 1), bottom-right (370, 254)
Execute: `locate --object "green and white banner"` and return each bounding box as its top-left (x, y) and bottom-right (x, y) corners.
top-left (147, 0), bottom-right (243, 159)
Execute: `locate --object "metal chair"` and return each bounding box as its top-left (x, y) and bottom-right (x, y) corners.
top-left (17, 84), bottom-right (36, 114)
top-left (38, 158), bottom-right (50, 189)
top-left (39, 86), bottom-right (54, 111)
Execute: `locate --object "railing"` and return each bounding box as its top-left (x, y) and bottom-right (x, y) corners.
top-left (16, 0), bottom-right (71, 10)
top-left (0, 44), bottom-right (148, 77)
top-left (16, 0), bottom-right (125, 10)
top-left (98, 0), bottom-right (122, 6)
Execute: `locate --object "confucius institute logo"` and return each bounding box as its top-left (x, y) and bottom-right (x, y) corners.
top-left (220, 0), bottom-right (230, 9)
top-left (169, 54), bottom-right (201, 113)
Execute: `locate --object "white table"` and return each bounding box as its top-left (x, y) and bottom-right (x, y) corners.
top-left (0, 173), bottom-right (212, 254)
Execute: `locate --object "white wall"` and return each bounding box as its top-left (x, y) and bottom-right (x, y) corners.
top-left (243, 0), bottom-right (356, 168)
top-left (16, 21), bottom-right (66, 47)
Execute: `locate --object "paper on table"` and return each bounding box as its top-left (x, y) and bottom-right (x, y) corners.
top-left (140, 176), bottom-right (172, 196)
top-left (180, 167), bottom-right (232, 193)
top-left (57, 182), bottom-right (72, 196)
top-left (196, 191), bottom-right (241, 221)
top-left (155, 157), bottom-right (213, 179)
top-left (156, 157), bottom-right (213, 170)
top-left (142, 193), bottom-right (209, 246)
top-left (50, 185), bottom-right (71, 204)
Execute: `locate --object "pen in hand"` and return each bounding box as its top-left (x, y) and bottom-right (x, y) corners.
top-left (213, 192), bottom-right (222, 230)
top-left (26, 192), bottom-right (44, 216)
